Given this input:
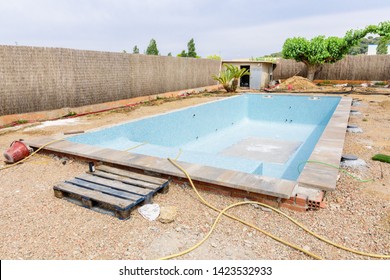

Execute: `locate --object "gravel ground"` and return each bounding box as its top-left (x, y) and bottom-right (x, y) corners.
top-left (0, 94), bottom-right (389, 260)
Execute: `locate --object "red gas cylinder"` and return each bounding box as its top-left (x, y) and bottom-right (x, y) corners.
top-left (3, 141), bottom-right (32, 164)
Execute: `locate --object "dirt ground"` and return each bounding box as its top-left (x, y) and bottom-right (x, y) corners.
top-left (0, 93), bottom-right (389, 260)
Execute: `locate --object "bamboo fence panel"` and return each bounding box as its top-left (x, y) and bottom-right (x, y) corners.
top-left (0, 46), bottom-right (220, 116)
top-left (273, 55), bottom-right (390, 81)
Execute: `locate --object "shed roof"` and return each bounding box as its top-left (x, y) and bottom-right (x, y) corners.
top-left (222, 59), bottom-right (276, 65)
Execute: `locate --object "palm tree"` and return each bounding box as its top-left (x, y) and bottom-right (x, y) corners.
top-left (212, 64), bottom-right (250, 93)
top-left (225, 64), bottom-right (250, 92)
top-left (212, 69), bottom-right (234, 92)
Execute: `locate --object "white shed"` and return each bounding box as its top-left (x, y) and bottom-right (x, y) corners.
top-left (222, 60), bottom-right (276, 90)
top-left (367, 44), bottom-right (390, 55)
top-left (368, 44), bottom-right (377, 55)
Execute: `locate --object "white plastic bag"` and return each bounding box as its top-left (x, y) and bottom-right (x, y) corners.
top-left (138, 204), bottom-right (160, 221)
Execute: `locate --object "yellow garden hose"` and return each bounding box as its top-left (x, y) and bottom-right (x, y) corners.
top-left (162, 158), bottom-right (390, 260)
top-left (174, 148), bottom-right (182, 160)
top-left (124, 142), bottom-right (148, 152)
top-left (162, 158), bottom-right (322, 260)
top-left (0, 138), bottom-right (64, 171)
top-left (159, 200), bottom-right (322, 260)
top-left (1, 138), bottom-right (388, 259)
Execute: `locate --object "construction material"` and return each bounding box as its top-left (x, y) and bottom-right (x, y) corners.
top-left (277, 76), bottom-right (319, 90)
top-left (53, 165), bottom-right (170, 220)
top-left (372, 154), bottom-right (390, 163)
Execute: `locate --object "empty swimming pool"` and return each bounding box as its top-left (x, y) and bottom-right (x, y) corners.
top-left (68, 94), bottom-right (341, 181)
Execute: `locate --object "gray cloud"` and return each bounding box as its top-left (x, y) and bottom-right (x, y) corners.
top-left (1, 0), bottom-right (389, 58)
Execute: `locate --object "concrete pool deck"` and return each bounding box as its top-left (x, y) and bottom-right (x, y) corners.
top-left (24, 95), bottom-right (352, 211)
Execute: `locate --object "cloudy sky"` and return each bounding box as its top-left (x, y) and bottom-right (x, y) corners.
top-left (0, 0), bottom-right (389, 59)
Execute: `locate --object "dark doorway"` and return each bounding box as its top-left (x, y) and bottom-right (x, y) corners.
top-left (240, 65), bottom-right (250, 87)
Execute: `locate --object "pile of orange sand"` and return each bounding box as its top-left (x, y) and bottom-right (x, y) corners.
top-left (277, 76), bottom-right (319, 90)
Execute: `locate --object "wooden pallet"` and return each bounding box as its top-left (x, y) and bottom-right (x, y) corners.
top-left (53, 165), bottom-right (170, 220)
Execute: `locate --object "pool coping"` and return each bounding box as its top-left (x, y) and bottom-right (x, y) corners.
top-left (24, 93), bottom-right (352, 202)
top-left (297, 96), bottom-right (352, 191)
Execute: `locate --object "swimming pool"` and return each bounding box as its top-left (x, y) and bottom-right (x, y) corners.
top-left (68, 94), bottom-right (341, 181)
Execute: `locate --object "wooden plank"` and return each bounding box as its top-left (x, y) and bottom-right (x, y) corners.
top-left (96, 165), bottom-right (167, 185)
top-left (66, 178), bottom-right (145, 201)
top-left (90, 170), bottom-right (162, 190)
top-left (54, 182), bottom-right (135, 210)
top-left (75, 173), bottom-right (152, 196)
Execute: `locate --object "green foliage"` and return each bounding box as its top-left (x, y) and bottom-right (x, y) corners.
top-left (187, 38), bottom-right (197, 58)
top-left (282, 21), bottom-right (390, 80)
top-left (317, 80), bottom-right (335, 86)
top-left (145, 39), bottom-right (159, 55)
top-left (377, 37), bottom-right (389, 54)
top-left (372, 154), bottom-right (390, 163)
top-left (212, 70), bottom-right (234, 92)
top-left (325, 36), bottom-right (346, 62)
top-left (212, 64), bottom-right (250, 92)
top-left (282, 37), bottom-right (309, 64)
top-left (15, 119), bottom-right (28, 124)
top-left (225, 64), bottom-right (250, 92)
top-left (167, 52), bottom-right (172, 56)
top-left (206, 54), bottom-right (222, 60)
top-left (376, 21), bottom-right (390, 37)
top-left (177, 50), bottom-right (187, 57)
top-left (250, 56), bottom-right (278, 63)
top-left (177, 38), bottom-right (198, 58)
top-left (264, 51), bottom-right (283, 57)
top-left (133, 45), bottom-right (139, 54)
top-left (63, 111), bottom-right (77, 118)
top-left (348, 36), bottom-right (380, 55)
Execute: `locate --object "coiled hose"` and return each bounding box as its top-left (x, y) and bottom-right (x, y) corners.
top-left (160, 158), bottom-right (389, 260)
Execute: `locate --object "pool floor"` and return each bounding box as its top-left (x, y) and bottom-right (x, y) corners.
top-left (109, 119), bottom-right (318, 180)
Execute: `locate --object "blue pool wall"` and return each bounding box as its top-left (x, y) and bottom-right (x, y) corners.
top-left (247, 95), bottom-right (339, 125)
top-left (70, 95), bottom-right (247, 147)
top-left (245, 95), bottom-right (341, 179)
top-left (69, 94), bottom-right (341, 180)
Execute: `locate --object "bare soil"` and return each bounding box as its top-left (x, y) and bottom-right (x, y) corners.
top-left (0, 93), bottom-right (389, 260)
top-left (270, 76), bottom-right (390, 95)
top-left (278, 76), bottom-right (319, 90)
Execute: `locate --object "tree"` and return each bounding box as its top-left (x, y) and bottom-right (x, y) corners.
top-left (212, 69), bottom-right (234, 92)
top-left (212, 64), bottom-right (250, 92)
top-left (282, 21), bottom-right (390, 80)
top-left (348, 36), bottom-right (380, 55)
top-left (145, 39), bottom-right (159, 55)
top-left (133, 45), bottom-right (139, 54)
top-left (377, 37), bottom-right (389, 54)
top-left (167, 52), bottom-right (172, 56)
top-left (177, 38), bottom-right (198, 58)
top-left (225, 64), bottom-right (250, 92)
top-left (177, 50), bottom-right (187, 57)
top-left (263, 51), bottom-right (283, 57)
top-left (187, 38), bottom-right (197, 58)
